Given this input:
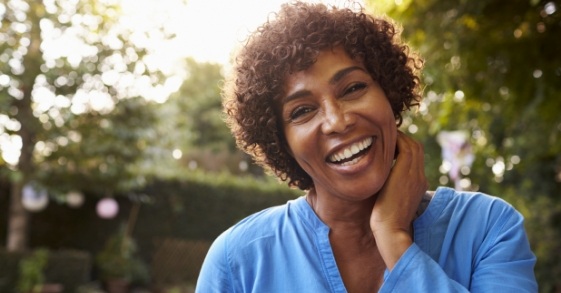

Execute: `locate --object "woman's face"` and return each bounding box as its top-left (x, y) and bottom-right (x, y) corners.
top-left (278, 47), bottom-right (397, 201)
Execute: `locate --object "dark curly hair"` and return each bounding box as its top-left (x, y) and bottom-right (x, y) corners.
top-left (222, 1), bottom-right (423, 190)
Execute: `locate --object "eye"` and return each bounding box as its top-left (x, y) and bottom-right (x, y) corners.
top-left (343, 82), bottom-right (367, 96)
top-left (289, 106), bottom-right (314, 122)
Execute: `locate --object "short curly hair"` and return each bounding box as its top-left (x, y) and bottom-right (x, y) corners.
top-left (222, 1), bottom-right (423, 190)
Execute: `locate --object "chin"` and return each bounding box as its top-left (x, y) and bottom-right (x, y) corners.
top-left (344, 184), bottom-right (384, 201)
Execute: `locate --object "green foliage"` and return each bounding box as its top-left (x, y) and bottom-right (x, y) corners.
top-left (158, 58), bottom-right (233, 151)
top-left (95, 225), bottom-right (149, 285)
top-left (179, 59), bottom-right (233, 149)
top-left (0, 0), bottom-right (174, 250)
top-left (1, 171), bottom-right (299, 286)
top-left (135, 171), bottom-right (302, 242)
top-left (0, 0), bottom-right (172, 190)
top-left (0, 248), bottom-right (91, 293)
top-left (142, 57), bottom-right (259, 178)
top-left (16, 248), bottom-right (49, 293)
top-left (367, 0), bottom-right (561, 289)
top-left (37, 97), bottom-right (159, 195)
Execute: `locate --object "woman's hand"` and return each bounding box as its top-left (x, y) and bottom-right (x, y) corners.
top-left (370, 131), bottom-right (428, 270)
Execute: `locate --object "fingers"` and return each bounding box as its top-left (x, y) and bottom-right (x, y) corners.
top-left (394, 131), bottom-right (429, 191)
top-left (371, 132), bottom-right (428, 231)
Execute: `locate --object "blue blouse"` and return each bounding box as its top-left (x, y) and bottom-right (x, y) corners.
top-left (196, 187), bottom-right (537, 292)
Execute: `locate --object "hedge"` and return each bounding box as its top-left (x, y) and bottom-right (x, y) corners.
top-left (0, 249), bottom-right (91, 293)
top-left (1, 172), bottom-right (302, 286)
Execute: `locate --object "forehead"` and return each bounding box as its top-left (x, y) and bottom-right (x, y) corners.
top-left (282, 47), bottom-right (365, 95)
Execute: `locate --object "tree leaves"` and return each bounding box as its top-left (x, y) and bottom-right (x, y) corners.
top-left (367, 0), bottom-right (561, 287)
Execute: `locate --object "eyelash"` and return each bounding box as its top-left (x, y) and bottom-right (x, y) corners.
top-left (344, 82), bottom-right (367, 95)
top-left (289, 106), bottom-right (313, 121)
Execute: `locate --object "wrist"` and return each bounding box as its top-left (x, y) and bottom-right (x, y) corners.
top-left (372, 229), bottom-right (413, 271)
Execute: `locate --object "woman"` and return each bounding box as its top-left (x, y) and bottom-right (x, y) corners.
top-left (196, 1), bottom-right (537, 292)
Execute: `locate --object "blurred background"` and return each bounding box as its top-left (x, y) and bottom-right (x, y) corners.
top-left (0, 0), bottom-right (559, 292)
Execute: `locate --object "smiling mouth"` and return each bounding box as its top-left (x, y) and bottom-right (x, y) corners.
top-left (327, 137), bottom-right (373, 165)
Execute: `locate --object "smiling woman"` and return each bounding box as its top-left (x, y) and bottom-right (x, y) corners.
top-left (195, 1), bottom-right (537, 292)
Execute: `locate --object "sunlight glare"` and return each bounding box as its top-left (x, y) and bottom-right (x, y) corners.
top-left (172, 148), bottom-right (183, 160)
top-left (0, 133), bottom-right (22, 166)
top-left (121, 0), bottom-right (363, 66)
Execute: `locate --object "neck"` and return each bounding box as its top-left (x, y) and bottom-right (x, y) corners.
top-left (306, 188), bottom-right (376, 236)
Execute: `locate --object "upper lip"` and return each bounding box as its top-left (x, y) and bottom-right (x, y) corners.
top-left (326, 136), bottom-right (374, 163)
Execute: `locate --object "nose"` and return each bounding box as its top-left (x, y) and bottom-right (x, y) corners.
top-left (321, 99), bottom-right (353, 134)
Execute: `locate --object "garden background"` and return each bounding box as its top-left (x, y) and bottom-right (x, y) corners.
top-left (0, 0), bottom-right (560, 292)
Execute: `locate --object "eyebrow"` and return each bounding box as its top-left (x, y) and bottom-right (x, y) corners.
top-left (330, 66), bottom-right (364, 85)
top-left (282, 66), bottom-right (365, 104)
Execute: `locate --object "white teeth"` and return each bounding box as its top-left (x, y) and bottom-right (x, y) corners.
top-left (328, 137), bottom-right (373, 163)
top-left (340, 157), bottom-right (360, 166)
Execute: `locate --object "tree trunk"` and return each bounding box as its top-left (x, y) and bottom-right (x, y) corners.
top-left (6, 181), bottom-right (27, 251)
top-left (5, 1), bottom-right (44, 252)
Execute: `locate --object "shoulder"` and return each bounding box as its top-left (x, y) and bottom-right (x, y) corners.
top-left (415, 186), bottom-right (532, 258)
top-left (429, 186), bottom-right (520, 219)
top-left (409, 188), bottom-right (537, 291)
top-left (421, 187), bottom-right (526, 242)
top-left (209, 197), bottom-right (305, 251)
top-left (199, 198), bottom-right (301, 279)
top-left (199, 196), bottom-right (308, 286)
top-left (446, 187), bottom-right (518, 216)
top-left (417, 187), bottom-right (526, 239)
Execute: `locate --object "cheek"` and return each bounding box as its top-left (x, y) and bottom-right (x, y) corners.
top-left (284, 128), bottom-right (317, 169)
top-left (283, 128), bottom-right (301, 159)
